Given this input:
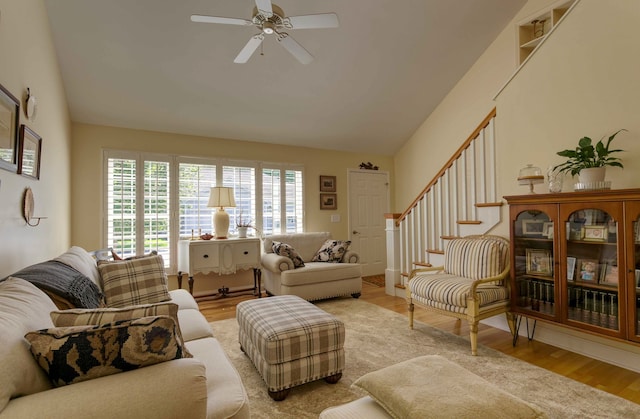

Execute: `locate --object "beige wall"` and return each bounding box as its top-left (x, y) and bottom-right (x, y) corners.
top-left (71, 124), bottom-right (393, 251)
top-left (394, 0), bottom-right (640, 237)
top-left (0, 0), bottom-right (71, 278)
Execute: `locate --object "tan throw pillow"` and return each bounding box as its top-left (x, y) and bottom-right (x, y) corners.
top-left (98, 255), bottom-right (170, 308)
top-left (312, 240), bottom-right (351, 263)
top-left (351, 355), bottom-right (545, 419)
top-left (50, 302), bottom-right (191, 357)
top-left (25, 316), bottom-right (187, 387)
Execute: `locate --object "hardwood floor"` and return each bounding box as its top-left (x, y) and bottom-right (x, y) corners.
top-left (198, 282), bottom-right (640, 405)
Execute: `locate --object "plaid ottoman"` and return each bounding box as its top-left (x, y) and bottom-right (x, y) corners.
top-left (236, 295), bottom-right (345, 401)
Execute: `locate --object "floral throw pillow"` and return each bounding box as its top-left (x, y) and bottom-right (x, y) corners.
top-left (272, 241), bottom-right (305, 268)
top-left (25, 316), bottom-right (187, 387)
top-left (312, 240), bottom-right (351, 263)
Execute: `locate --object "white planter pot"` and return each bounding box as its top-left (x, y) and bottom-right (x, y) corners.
top-left (578, 167), bottom-right (606, 184)
top-left (237, 226), bottom-right (248, 238)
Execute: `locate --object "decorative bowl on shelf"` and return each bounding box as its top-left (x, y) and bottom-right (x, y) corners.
top-left (573, 181), bottom-right (611, 191)
top-left (200, 233), bottom-right (213, 240)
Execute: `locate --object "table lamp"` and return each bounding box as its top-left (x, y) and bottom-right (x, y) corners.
top-left (207, 186), bottom-right (236, 239)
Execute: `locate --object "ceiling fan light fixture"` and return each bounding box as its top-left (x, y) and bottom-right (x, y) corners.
top-left (262, 21), bottom-right (275, 34)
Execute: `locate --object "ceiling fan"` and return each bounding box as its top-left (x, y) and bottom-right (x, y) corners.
top-left (190, 0), bottom-right (339, 64)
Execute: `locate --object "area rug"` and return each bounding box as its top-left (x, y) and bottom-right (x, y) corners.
top-left (362, 274), bottom-right (385, 287)
top-left (210, 298), bottom-right (640, 418)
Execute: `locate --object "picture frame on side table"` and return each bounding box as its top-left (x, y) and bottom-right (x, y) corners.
top-left (578, 259), bottom-right (599, 282)
top-left (17, 125), bottom-right (42, 180)
top-left (522, 220), bottom-right (545, 236)
top-left (567, 257), bottom-right (577, 281)
top-left (526, 248), bottom-right (552, 276)
top-left (583, 225), bottom-right (607, 242)
top-left (320, 193), bottom-right (337, 210)
top-left (0, 83), bottom-right (20, 173)
top-left (319, 175), bottom-right (336, 192)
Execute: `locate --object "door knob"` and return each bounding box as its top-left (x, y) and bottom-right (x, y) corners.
top-left (352, 230), bottom-right (359, 234)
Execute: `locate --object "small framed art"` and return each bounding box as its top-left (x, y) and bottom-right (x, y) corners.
top-left (583, 225), bottom-right (607, 242)
top-left (522, 220), bottom-right (545, 236)
top-left (566, 257), bottom-right (577, 281)
top-left (526, 248), bottom-right (552, 276)
top-left (542, 222), bottom-right (554, 239)
top-left (17, 125), bottom-right (42, 180)
top-left (599, 262), bottom-right (619, 285)
top-left (0, 83), bottom-right (20, 173)
top-left (578, 259), bottom-right (599, 282)
top-left (320, 193), bottom-right (337, 210)
top-left (319, 175), bottom-right (336, 192)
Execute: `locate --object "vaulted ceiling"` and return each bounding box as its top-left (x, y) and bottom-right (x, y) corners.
top-left (44, 0), bottom-right (526, 155)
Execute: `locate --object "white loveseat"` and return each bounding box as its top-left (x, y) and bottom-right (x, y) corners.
top-left (261, 232), bottom-right (362, 301)
top-left (0, 248), bottom-right (250, 419)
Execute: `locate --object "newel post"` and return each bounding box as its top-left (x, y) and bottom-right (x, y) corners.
top-left (385, 213), bottom-right (401, 296)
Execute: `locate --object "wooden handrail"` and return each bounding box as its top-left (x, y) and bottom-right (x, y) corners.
top-left (396, 107), bottom-right (496, 226)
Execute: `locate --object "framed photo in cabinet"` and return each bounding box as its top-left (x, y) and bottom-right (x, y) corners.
top-left (635, 270), bottom-right (640, 288)
top-left (578, 259), bottom-right (599, 281)
top-left (599, 263), bottom-right (619, 285)
top-left (566, 257), bottom-right (577, 281)
top-left (542, 222), bottom-right (554, 239)
top-left (526, 248), bottom-right (552, 275)
top-left (522, 220), bottom-right (545, 236)
top-left (582, 225), bottom-right (607, 242)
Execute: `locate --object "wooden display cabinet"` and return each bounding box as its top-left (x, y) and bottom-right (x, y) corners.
top-left (505, 189), bottom-right (640, 344)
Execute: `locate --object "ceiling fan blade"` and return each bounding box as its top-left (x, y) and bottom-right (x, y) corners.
top-left (277, 33), bottom-right (313, 64)
top-left (255, 0), bottom-right (273, 17)
top-left (286, 13), bottom-right (339, 30)
top-left (234, 34), bottom-right (264, 63)
top-left (191, 14), bottom-right (252, 26)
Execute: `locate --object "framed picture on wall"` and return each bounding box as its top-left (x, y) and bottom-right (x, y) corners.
top-left (320, 193), bottom-right (337, 210)
top-left (17, 125), bottom-right (42, 180)
top-left (0, 83), bottom-right (20, 173)
top-left (319, 175), bottom-right (336, 192)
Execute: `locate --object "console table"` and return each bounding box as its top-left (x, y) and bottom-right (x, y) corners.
top-left (177, 238), bottom-right (262, 299)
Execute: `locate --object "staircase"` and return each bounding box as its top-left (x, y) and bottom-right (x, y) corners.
top-left (385, 108), bottom-right (502, 297)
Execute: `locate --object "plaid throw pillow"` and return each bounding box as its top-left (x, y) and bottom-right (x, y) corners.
top-left (98, 255), bottom-right (170, 308)
top-left (25, 316), bottom-right (187, 387)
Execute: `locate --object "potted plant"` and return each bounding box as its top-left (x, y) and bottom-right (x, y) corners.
top-left (553, 129), bottom-right (627, 184)
top-left (236, 212), bottom-right (253, 238)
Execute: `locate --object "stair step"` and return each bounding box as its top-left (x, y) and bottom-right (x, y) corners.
top-left (427, 249), bottom-right (445, 255)
top-left (394, 284), bottom-right (406, 290)
top-left (475, 201), bottom-right (503, 208)
top-left (457, 220), bottom-right (482, 225)
top-left (413, 261), bottom-right (432, 267)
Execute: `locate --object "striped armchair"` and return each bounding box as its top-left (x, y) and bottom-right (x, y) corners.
top-left (406, 235), bottom-right (515, 355)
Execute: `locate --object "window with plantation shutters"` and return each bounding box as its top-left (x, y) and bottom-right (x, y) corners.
top-left (104, 151), bottom-right (304, 273)
top-left (105, 154), bottom-right (171, 265)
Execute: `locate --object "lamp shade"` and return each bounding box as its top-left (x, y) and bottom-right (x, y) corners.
top-left (207, 186), bottom-right (236, 208)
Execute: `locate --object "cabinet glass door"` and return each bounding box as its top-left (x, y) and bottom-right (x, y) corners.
top-left (565, 208), bottom-right (619, 331)
top-left (513, 210), bottom-right (555, 317)
top-left (626, 203), bottom-right (640, 342)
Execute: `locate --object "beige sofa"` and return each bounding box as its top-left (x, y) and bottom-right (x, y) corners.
top-left (261, 232), bottom-right (362, 301)
top-left (0, 250), bottom-right (249, 419)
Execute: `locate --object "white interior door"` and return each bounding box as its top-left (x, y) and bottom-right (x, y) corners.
top-left (348, 169), bottom-right (390, 277)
